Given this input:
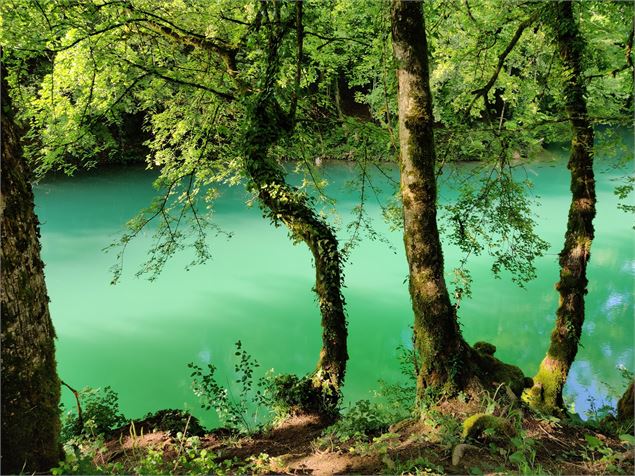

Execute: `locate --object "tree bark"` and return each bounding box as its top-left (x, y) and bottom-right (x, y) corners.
top-left (244, 102), bottom-right (348, 406)
top-left (524, 0), bottom-right (597, 415)
top-left (1, 68), bottom-right (62, 473)
top-left (391, 0), bottom-right (473, 397)
top-left (242, 5), bottom-right (347, 412)
top-left (617, 380), bottom-right (634, 423)
top-left (390, 1), bottom-right (531, 405)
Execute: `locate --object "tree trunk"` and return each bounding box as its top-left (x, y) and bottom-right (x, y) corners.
top-left (244, 101), bottom-right (348, 407)
top-left (1, 70), bottom-right (62, 473)
top-left (617, 380), bottom-right (634, 424)
top-left (391, 0), bottom-right (473, 397)
top-left (241, 8), bottom-right (347, 412)
top-left (390, 1), bottom-right (531, 405)
top-left (524, 0), bottom-right (596, 415)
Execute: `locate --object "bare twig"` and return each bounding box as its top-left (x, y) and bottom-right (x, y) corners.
top-left (61, 380), bottom-right (83, 430)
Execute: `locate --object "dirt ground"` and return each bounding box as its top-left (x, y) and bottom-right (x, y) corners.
top-left (99, 410), bottom-right (635, 475)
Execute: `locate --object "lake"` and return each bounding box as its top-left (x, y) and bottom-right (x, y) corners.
top-left (34, 146), bottom-right (634, 426)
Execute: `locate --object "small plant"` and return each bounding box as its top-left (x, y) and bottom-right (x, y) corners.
top-left (126, 432), bottom-right (237, 475)
top-left (393, 456), bottom-right (444, 475)
top-left (52, 436), bottom-right (122, 475)
top-left (324, 399), bottom-right (391, 442)
top-left (264, 372), bottom-right (338, 418)
top-left (506, 435), bottom-right (538, 474)
top-left (189, 341), bottom-right (324, 433)
top-left (60, 386), bottom-right (127, 442)
top-left (188, 340), bottom-right (263, 433)
top-left (245, 452), bottom-right (282, 474)
top-left (579, 433), bottom-right (628, 474)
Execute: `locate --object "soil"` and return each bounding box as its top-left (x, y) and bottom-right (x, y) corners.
top-left (98, 408), bottom-right (635, 475)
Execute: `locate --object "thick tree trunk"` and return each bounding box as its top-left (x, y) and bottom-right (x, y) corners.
top-left (391, 0), bottom-right (473, 397)
top-left (390, 1), bottom-right (531, 404)
top-left (524, 0), bottom-right (596, 414)
top-left (1, 72), bottom-right (62, 473)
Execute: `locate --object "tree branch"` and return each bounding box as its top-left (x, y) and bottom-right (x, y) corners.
top-left (120, 58), bottom-right (235, 101)
top-left (288, 0), bottom-right (303, 123)
top-left (465, 12), bottom-right (539, 118)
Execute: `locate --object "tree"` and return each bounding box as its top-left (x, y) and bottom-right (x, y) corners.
top-left (237, 1), bottom-right (348, 408)
top-left (1, 61), bottom-right (61, 473)
top-left (523, 0), bottom-right (598, 415)
top-left (390, 0), bottom-right (528, 404)
top-left (2, 0), bottom-right (348, 413)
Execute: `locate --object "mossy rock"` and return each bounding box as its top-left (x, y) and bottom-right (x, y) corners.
top-left (473, 341), bottom-right (496, 355)
top-left (139, 409), bottom-right (206, 436)
top-left (472, 344), bottom-right (531, 397)
top-left (462, 413), bottom-right (515, 441)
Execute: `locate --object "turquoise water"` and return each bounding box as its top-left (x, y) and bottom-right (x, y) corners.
top-left (34, 149), bottom-right (634, 426)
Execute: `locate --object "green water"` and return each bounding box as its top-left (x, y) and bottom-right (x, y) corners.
top-left (35, 149), bottom-right (633, 426)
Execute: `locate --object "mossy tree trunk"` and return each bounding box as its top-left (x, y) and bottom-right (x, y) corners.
top-left (524, 0), bottom-right (596, 415)
top-left (123, 2), bottom-right (348, 413)
top-left (1, 69), bottom-right (62, 473)
top-left (390, 0), bottom-right (531, 405)
top-left (242, 7), bottom-right (347, 411)
top-left (244, 101), bottom-right (348, 405)
top-left (617, 380), bottom-right (634, 424)
top-left (391, 0), bottom-right (474, 398)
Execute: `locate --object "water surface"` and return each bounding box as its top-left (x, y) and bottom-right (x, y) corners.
top-left (35, 149), bottom-right (634, 425)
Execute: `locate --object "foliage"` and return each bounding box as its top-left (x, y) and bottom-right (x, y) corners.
top-left (132, 434), bottom-right (236, 475)
top-left (189, 341), bottom-right (335, 433)
top-left (52, 432), bottom-right (238, 476)
top-left (60, 386), bottom-right (127, 442)
top-left (317, 342), bottom-right (418, 448)
top-left (4, 0), bottom-right (630, 290)
top-left (52, 436), bottom-right (122, 475)
top-left (188, 340), bottom-right (267, 433)
top-left (392, 457), bottom-right (445, 475)
top-left (578, 433), bottom-right (632, 475)
top-left (265, 372), bottom-right (339, 419)
top-left (322, 399), bottom-right (391, 442)
top-left (440, 161), bottom-right (550, 297)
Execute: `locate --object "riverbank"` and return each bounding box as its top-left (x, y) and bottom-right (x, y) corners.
top-left (56, 401), bottom-right (634, 475)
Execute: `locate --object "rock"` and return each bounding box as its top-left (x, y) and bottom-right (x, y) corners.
top-left (462, 413), bottom-right (515, 441)
top-left (473, 342), bottom-right (497, 355)
top-left (452, 443), bottom-right (480, 466)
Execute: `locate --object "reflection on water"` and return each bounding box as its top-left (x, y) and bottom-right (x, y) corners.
top-left (35, 149), bottom-right (633, 425)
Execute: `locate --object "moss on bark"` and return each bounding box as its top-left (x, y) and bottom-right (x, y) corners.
top-left (524, 1), bottom-right (596, 415)
top-left (240, 10), bottom-right (347, 411)
top-left (617, 381), bottom-right (634, 424)
top-left (1, 68), bottom-right (62, 473)
top-left (391, 1), bottom-right (532, 406)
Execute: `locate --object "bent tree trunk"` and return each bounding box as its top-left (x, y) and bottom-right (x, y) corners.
top-left (1, 73), bottom-right (62, 473)
top-left (524, 0), bottom-right (596, 414)
top-left (244, 102), bottom-right (348, 408)
top-left (242, 15), bottom-right (347, 412)
top-left (391, 0), bottom-right (473, 397)
top-left (391, 0), bottom-right (529, 404)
